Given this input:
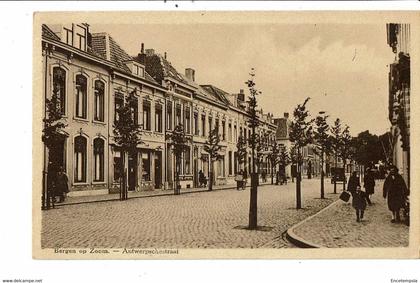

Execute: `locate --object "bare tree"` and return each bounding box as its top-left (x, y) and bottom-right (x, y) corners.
top-left (203, 126), bottom-right (223, 191)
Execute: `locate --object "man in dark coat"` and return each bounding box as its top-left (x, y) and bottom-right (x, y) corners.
top-left (352, 186), bottom-right (369, 222)
top-left (347, 171), bottom-right (360, 195)
top-left (383, 166), bottom-right (409, 223)
top-left (55, 167), bottom-right (69, 203)
top-left (363, 168), bottom-right (375, 205)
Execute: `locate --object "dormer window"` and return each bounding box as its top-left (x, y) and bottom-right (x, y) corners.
top-left (126, 61), bottom-right (145, 78)
top-left (134, 65), bottom-right (144, 77)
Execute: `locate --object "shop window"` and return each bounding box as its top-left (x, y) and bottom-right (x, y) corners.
top-left (142, 152), bottom-right (151, 181)
top-left (113, 150), bottom-right (122, 181)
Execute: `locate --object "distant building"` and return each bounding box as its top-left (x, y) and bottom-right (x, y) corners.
top-left (387, 23), bottom-right (410, 187)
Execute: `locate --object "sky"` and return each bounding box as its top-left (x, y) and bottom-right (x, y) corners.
top-left (92, 23), bottom-right (395, 136)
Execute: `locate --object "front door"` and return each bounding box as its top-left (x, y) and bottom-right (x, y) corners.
top-left (128, 152), bottom-right (137, 191)
top-left (154, 152), bottom-right (162, 189)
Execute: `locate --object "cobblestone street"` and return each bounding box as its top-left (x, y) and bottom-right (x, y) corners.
top-left (291, 180), bottom-right (409, 248)
top-left (41, 180), bottom-right (337, 249)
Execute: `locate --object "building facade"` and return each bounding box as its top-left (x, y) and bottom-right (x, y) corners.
top-left (42, 23), bottom-right (278, 197)
top-left (387, 23), bottom-right (410, 187)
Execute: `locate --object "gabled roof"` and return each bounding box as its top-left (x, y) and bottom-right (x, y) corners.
top-left (91, 33), bottom-right (157, 83)
top-left (134, 53), bottom-right (192, 87)
top-left (200, 85), bottom-right (232, 107)
top-left (42, 24), bottom-right (60, 41)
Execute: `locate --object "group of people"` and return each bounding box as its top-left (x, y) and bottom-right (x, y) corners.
top-left (48, 166), bottom-right (69, 203)
top-left (347, 165), bottom-right (409, 224)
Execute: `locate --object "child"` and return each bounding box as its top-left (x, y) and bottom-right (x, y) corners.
top-left (352, 185), bottom-right (369, 222)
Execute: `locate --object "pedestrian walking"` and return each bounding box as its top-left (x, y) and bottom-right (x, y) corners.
top-left (54, 166), bottom-right (69, 203)
top-left (352, 185), bottom-right (369, 222)
top-left (198, 170), bottom-right (207, 187)
top-left (235, 169), bottom-right (244, 190)
top-left (347, 171), bottom-right (360, 195)
top-left (242, 169), bottom-right (247, 190)
top-left (363, 168), bottom-right (375, 205)
top-left (383, 166), bottom-right (409, 223)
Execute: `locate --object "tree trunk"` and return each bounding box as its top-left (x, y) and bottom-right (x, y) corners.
top-left (271, 163), bottom-right (274, 185)
top-left (343, 159), bottom-right (347, 192)
top-left (320, 149), bottom-right (325, 199)
top-left (248, 128), bottom-right (258, 230)
top-left (175, 154), bottom-right (181, 195)
top-left (296, 147), bottom-right (302, 209)
top-left (208, 161), bottom-right (213, 191)
top-left (334, 153), bottom-right (337, 194)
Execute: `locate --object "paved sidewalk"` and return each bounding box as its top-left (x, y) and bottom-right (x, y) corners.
top-left (288, 181), bottom-right (409, 248)
top-left (54, 181), bottom-right (273, 207)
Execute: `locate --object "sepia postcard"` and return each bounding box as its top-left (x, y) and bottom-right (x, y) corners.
top-left (33, 11), bottom-right (419, 259)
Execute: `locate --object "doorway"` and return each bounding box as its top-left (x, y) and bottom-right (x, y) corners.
top-left (154, 151), bottom-right (162, 189)
top-left (128, 152), bottom-right (137, 191)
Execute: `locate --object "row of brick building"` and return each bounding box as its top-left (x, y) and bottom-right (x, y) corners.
top-left (41, 23), bottom-right (281, 197)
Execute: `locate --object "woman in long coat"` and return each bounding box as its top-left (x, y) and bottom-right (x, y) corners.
top-left (363, 169), bottom-right (375, 205)
top-left (383, 166), bottom-right (409, 223)
top-left (55, 167), bottom-right (69, 203)
top-left (347, 172), bottom-right (360, 195)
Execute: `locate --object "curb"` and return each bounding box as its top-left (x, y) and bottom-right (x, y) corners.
top-left (53, 182), bottom-right (273, 207)
top-left (286, 199), bottom-right (342, 248)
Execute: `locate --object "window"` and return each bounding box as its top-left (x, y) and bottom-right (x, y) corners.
top-left (228, 123), bottom-right (232, 141)
top-left (234, 152), bottom-right (238, 174)
top-left (134, 65), bottom-right (144, 77)
top-left (113, 150), bottom-right (122, 181)
top-left (184, 147), bottom-right (191, 175)
top-left (74, 136), bottom-right (87, 183)
top-left (228, 151), bottom-right (232, 175)
top-left (185, 106), bottom-right (191, 134)
top-left (201, 114), bottom-right (206, 137)
top-left (155, 104), bottom-right (163, 133)
top-left (194, 112), bottom-right (199, 136)
top-left (143, 100), bottom-right (151, 130)
top-left (222, 121), bottom-right (226, 141)
top-left (94, 80), bottom-right (105, 122)
top-left (208, 117), bottom-right (212, 136)
top-left (114, 94), bottom-right (123, 122)
top-left (130, 97), bottom-right (138, 125)
top-left (234, 125), bottom-right (237, 142)
top-left (175, 104), bottom-right (182, 127)
top-left (215, 119), bottom-right (219, 135)
top-left (217, 157), bottom-right (225, 177)
top-left (64, 26), bottom-right (73, 46)
top-left (142, 152), bottom-right (151, 181)
top-left (244, 128), bottom-right (247, 143)
top-left (167, 102), bottom-right (172, 130)
top-left (93, 138), bottom-right (104, 182)
top-left (75, 74), bottom-right (87, 119)
top-left (52, 67), bottom-right (66, 115)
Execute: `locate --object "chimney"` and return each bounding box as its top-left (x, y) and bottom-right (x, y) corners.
top-left (237, 89), bottom-right (245, 102)
top-left (284, 112), bottom-right (289, 119)
top-left (138, 43), bottom-right (146, 64)
top-left (145, 49), bottom-right (155, 56)
top-left (185, 68), bottom-right (195, 82)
